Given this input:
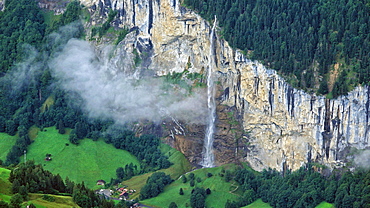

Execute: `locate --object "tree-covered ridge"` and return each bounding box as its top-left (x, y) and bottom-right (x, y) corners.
top-left (0, 0), bottom-right (171, 172)
top-left (2, 161), bottom-right (117, 208)
top-left (225, 164), bottom-right (370, 208)
top-left (0, 0), bottom-right (46, 72)
top-left (183, 0), bottom-right (370, 96)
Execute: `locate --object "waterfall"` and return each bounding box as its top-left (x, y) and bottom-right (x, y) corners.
top-left (201, 17), bottom-right (217, 168)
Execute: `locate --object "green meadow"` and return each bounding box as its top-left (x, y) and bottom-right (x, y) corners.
top-left (316, 202), bottom-right (335, 208)
top-left (242, 199), bottom-right (272, 208)
top-left (24, 127), bottom-right (141, 188)
top-left (141, 164), bottom-right (241, 208)
top-left (0, 133), bottom-right (17, 162)
top-left (28, 194), bottom-right (78, 208)
top-left (0, 167), bottom-right (11, 202)
top-left (120, 143), bottom-right (192, 200)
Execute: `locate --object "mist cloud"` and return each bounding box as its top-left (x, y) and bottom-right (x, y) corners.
top-left (2, 44), bottom-right (42, 93)
top-left (354, 149), bottom-right (370, 169)
top-left (49, 38), bottom-right (208, 124)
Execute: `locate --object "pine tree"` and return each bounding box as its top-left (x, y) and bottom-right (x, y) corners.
top-left (58, 119), bottom-right (65, 134)
top-left (182, 175), bottom-right (187, 183)
top-left (169, 202), bottom-right (178, 208)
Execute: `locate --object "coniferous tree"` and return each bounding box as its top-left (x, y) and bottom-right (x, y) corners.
top-left (169, 202), bottom-right (178, 208)
top-left (58, 119), bottom-right (66, 134)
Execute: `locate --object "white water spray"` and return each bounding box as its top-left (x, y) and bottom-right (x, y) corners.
top-left (201, 17), bottom-right (217, 168)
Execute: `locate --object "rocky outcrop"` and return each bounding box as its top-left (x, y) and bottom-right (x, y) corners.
top-left (0, 0), bottom-right (4, 11)
top-left (76, 0), bottom-right (369, 171)
top-left (37, 0), bottom-right (69, 14)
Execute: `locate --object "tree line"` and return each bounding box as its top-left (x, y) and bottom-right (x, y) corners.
top-left (225, 164), bottom-right (370, 208)
top-left (183, 0), bottom-right (370, 97)
top-left (1, 160), bottom-right (117, 208)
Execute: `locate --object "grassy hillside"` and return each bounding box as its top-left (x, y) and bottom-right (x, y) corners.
top-left (141, 164), bottom-right (240, 208)
top-left (316, 202), bottom-right (335, 208)
top-left (0, 133), bottom-right (17, 162)
top-left (120, 143), bottom-right (192, 200)
top-left (28, 194), bottom-right (79, 208)
top-left (24, 127), bottom-right (141, 188)
top-left (0, 167), bottom-right (11, 202)
top-left (242, 199), bottom-right (272, 208)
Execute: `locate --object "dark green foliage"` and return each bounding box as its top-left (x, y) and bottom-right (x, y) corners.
top-left (18, 185), bottom-right (28, 200)
top-left (224, 170), bottom-right (232, 182)
top-left (116, 167), bottom-right (125, 180)
top-left (0, 0), bottom-right (46, 72)
top-left (57, 119), bottom-right (66, 134)
top-left (28, 204), bottom-right (36, 208)
top-left (182, 175), bottom-right (187, 183)
top-left (140, 172), bottom-right (173, 200)
top-left (86, 131), bottom-right (101, 141)
top-left (9, 161), bottom-right (113, 208)
top-left (115, 28), bottom-right (130, 45)
top-left (196, 177), bottom-right (201, 183)
top-left (189, 179), bottom-right (195, 187)
top-left (169, 202), bottom-right (178, 208)
top-left (190, 187), bottom-right (206, 208)
top-left (91, 9), bottom-right (118, 37)
top-left (332, 70), bottom-right (350, 97)
top-left (228, 164), bottom-right (370, 207)
top-left (69, 132), bottom-right (79, 145)
top-left (115, 163), bottom-right (139, 181)
top-left (104, 127), bottom-right (172, 171)
top-left (179, 188), bottom-right (184, 195)
top-left (11, 179), bottom-right (20, 194)
top-left (5, 134), bottom-right (30, 165)
top-left (207, 172), bottom-right (213, 177)
top-left (0, 201), bottom-right (10, 208)
top-left (318, 78), bottom-right (329, 95)
top-left (42, 194), bottom-right (55, 202)
top-left (188, 173), bottom-right (195, 180)
top-left (47, 1), bottom-right (83, 34)
top-left (10, 193), bottom-right (23, 208)
top-left (5, 120), bottom-right (17, 136)
top-left (205, 188), bottom-right (211, 195)
top-left (183, 0), bottom-right (370, 95)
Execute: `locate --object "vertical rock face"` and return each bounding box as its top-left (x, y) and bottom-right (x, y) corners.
top-left (79, 0), bottom-right (369, 171)
top-left (0, 0), bottom-right (4, 11)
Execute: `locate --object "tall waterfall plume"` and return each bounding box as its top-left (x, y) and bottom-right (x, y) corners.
top-left (201, 17), bottom-right (217, 168)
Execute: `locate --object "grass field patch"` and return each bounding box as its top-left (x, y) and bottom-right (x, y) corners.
top-left (242, 199), bottom-right (272, 208)
top-left (25, 127), bottom-right (140, 188)
top-left (41, 95), bottom-right (55, 113)
top-left (0, 133), bottom-right (18, 161)
top-left (141, 164), bottom-right (240, 208)
top-left (28, 193), bottom-right (78, 208)
top-left (0, 167), bottom-right (12, 202)
top-left (316, 201), bottom-right (335, 208)
top-left (121, 144), bottom-right (192, 199)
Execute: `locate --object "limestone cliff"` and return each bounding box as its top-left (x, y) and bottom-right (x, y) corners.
top-left (0, 0), bottom-right (4, 11)
top-left (70, 0), bottom-right (368, 171)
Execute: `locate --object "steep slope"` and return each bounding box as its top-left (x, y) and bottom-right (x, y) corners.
top-left (54, 0), bottom-right (369, 171)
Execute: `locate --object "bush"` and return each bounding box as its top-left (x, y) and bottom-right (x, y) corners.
top-left (42, 194), bottom-right (55, 202)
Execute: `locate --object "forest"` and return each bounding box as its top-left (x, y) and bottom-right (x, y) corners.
top-left (223, 164), bottom-right (370, 208)
top-left (183, 0), bottom-right (370, 97)
top-left (0, 0), bottom-right (170, 175)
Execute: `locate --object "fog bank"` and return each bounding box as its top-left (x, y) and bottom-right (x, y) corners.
top-left (50, 39), bottom-right (208, 124)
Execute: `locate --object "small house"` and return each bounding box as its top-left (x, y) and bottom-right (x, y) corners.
top-left (96, 180), bottom-right (106, 186)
